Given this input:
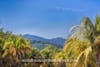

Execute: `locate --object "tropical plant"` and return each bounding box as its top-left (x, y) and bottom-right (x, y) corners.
top-left (64, 16), bottom-right (100, 67)
top-left (40, 45), bottom-right (61, 67)
top-left (0, 29), bottom-right (33, 67)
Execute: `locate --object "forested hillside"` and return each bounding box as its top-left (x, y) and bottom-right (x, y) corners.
top-left (23, 34), bottom-right (65, 49)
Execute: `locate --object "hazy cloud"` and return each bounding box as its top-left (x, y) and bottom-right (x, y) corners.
top-left (49, 7), bottom-right (87, 12)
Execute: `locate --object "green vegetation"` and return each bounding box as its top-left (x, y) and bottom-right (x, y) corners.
top-left (64, 16), bottom-right (100, 67)
top-left (0, 15), bottom-right (100, 67)
top-left (30, 41), bottom-right (59, 50)
top-left (0, 29), bottom-right (61, 67)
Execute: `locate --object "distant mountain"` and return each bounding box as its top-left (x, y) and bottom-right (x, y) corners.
top-left (23, 34), bottom-right (66, 49)
top-left (49, 37), bottom-right (66, 47)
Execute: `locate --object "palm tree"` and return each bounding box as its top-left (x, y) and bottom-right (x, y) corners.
top-left (64, 16), bottom-right (100, 67)
top-left (0, 30), bottom-right (32, 67)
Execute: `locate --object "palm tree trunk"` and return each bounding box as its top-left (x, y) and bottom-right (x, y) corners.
top-left (96, 49), bottom-right (100, 67)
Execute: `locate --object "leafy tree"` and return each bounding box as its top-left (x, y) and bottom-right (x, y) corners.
top-left (40, 45), bottom-right (61, 67)
top-left (41, 45), bottom-right (61, 59)
top-left (0, 28), bottom-right (33, 67)
top-left (95, 16), bottom-right (100, 34)
top-left (64, 16), bottom-right (100, 67)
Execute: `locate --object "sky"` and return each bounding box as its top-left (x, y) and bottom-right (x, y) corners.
top-left (0, 0), bottom-right (100, 38)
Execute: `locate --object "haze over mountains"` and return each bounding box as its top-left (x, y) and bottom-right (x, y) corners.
top-left (23, 34), bottom-right (66, 49)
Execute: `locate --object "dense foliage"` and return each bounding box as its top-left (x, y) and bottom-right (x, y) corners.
top-left (0, 15), bottom-right (100, 67)
top-left (0, 29), bottom-right (62, 67)
top-left (64, 16), bottom-right (100, 67)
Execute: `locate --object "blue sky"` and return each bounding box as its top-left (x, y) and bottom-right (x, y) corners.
top-left (0, 0), bottom-right (100, 38)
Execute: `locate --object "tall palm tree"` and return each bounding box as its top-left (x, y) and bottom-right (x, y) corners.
top-left (64, 16), bottom-right (100, 67)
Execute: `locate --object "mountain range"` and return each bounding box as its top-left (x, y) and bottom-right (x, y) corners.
top-left (23, 34), bottom-right (66, 49)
